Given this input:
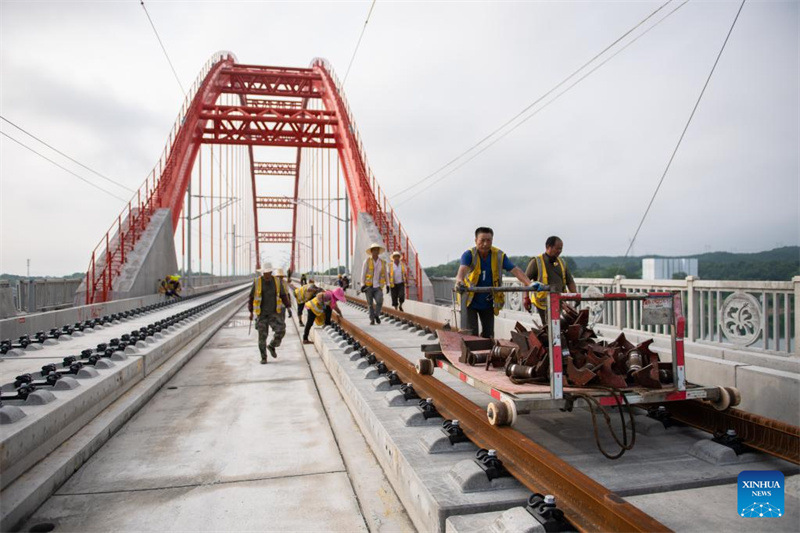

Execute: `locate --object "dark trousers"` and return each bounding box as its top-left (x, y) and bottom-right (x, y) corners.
top-left (536, 307), bottom-right (547, 327)
top-left (390, 283), bottom-right (405, 308)
top-left (467, 307), bottom-right (494, 338)
top-left (297, 302), bottom-right (305, 322)
top-left (302, 307), bottom-right (333, 341)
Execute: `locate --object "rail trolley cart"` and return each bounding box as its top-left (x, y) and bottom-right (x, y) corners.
top-left (415, 285), bottom-right (738, 427)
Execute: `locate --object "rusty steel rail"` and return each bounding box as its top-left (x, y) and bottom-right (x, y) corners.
top-left (333, 315), bottom-right (670, 533)
top-left (346, 295), bottom-right (453, 333)
top-left (664, 400), bottom-right (800, 465)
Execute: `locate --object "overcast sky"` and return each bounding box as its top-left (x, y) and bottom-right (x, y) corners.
top-left (1, 0), bottom-right (798, 276)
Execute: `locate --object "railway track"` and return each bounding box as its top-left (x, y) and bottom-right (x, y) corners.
top-left (345, 295), bottom-right (800, 466)
top-left (328, 294), bottom-right (800, 531)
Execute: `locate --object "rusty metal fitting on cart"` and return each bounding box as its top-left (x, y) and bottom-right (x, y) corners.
top-left (506, 364), bottom-right (535, 379)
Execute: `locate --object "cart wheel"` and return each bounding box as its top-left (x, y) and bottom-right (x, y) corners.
top-left (710, 386), bottom-right (731, 411)
top-left (725, 387), bottom-right (741, 407)
top-left (416, 358), bottom-right (434, 375)
top-left (487, 400), bottom-right (517, 426)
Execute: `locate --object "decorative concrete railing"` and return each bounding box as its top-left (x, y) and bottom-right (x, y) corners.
top-left (430, 276), bottom-right (798, 356)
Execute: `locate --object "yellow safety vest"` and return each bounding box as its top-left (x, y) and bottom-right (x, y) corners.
top-left (365, 257), bottom-right (387, 288)
top-left (305, 293), bottom-right (329, 325)
top-left (462, 246), bottom-right (506, 316)
top-left (389, 262), bottom-right (406, 288)
top-left (531, 254), bottom-right (567, 310)
top-left (294, 283), bottom-right (317, 304)
top-left (253, 276), bottom-right (283, 316)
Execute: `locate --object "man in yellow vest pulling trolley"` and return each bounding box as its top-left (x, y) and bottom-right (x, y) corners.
top-left (360, 242), bottom-right (388, 325)
top-left (248, 263), bottom-right (291, 364)
top-left (523, 236), bottom-right (577, 325)
top-left (455, 227), bottom-right (533, 338)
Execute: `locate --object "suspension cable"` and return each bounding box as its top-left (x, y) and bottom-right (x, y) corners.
top-left (390, 1), bottom-right (676, 201)
top-left (620, 0), bottom-right (746, 261)
top-left (395, 0), bottom-right (690, 208)
top-left (1, 131), bottom-right (127, 202)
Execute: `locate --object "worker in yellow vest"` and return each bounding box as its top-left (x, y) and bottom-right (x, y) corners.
top-left (248, 263), bottom-right (290, 364)
top-left (455, 227), bottom-right (533, 338)
top-left (302, 287), bottom-right (346, 344)
top-left (294, 280), bottom-right (322, 327)
top-left (360, 242), bottom-right (387, 325)
top-left (388, 251), bottom-right (407, 312)
top-left (523, 236), bottom-right (577, 325)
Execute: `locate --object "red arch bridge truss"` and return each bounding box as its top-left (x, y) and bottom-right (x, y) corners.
top-left (83, 52), bottom-right (424, 303)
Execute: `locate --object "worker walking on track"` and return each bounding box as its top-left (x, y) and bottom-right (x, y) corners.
top-left (248, 263), bottom-right (291, 364)
top-left (524, 236), bottom-right (577, 325)
top-left (274, 268), bottom-right (293, 319)
top-left (388, 251), bottom-right (407, 312)
top-left (360, 242), bottom-right (388, 325)
top-left (295, 279), bottom-right (322, 327)
top-left (455, 227), bottom-right (533, 338)
top-left (302, 287), bottom-right (346, 344)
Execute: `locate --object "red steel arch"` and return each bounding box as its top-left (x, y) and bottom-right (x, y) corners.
top-left (83, 52), bottom-right (424, 303)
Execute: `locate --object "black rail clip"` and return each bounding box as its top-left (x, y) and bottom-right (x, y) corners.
top-left (400, 383), bottom-right (420, 401)
top-left (526, 493), bottom-right (574, 532)
top-left (442, 419), bottom-right (470, 445)
top-left (474, 449), bottom-right (511, 481)
top-left (375, 361), bottom-right (389, 375)
top-left (385, 371), bottom-right (402, 386)
top-left (646, 405), bottom-right (676, 429)
top-left (418, 398), bottom-right (441, 419)
top-left (712, 429), bottom-right (747, 455)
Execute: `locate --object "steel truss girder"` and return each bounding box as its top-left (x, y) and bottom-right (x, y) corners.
top-left (256, 196), bottom-right (294, 209)
top-left (246, 98), bottom-right (303, 110)
top-left (200, 104), bottom-right (338, 148)
top-left (258, 231), bottom-right (293, 243)
top-left (254, 162), bottom-right (297, 175)
top-left (220, 67), bottom-right (322, 98)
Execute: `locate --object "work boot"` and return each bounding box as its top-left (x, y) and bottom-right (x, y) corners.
top-left (303, 339), bottom-right (313, 345)
top-left (260, 354), bottom-right (267, 364)
top-left (399, 303), bottom-right (404, 312)
top-left (267, 344), bottom-right (277, 358)
top-left (375, 316), bottom-right (381, 324)
top-left (299, 320), bottom-right (304, 327)
top-left (370, 318), bottom-right (375, 325)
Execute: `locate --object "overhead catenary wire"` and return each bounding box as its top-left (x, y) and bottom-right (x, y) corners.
top-left (0, 116), bottom-right (134, 193)
top-left (342, 0), bottom-right (377, 86)
top-left (620, 0), bottom-right (746, 261)
top-left (1, 131), bottom-right (128, 202)
top-left (395, 0), bottom-right (690, 208)
top-left (390, 0), bottom-right (675, 201)
top-left (139, 0), bottom-right (185, 95)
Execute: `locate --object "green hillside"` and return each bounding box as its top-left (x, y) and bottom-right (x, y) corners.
top-left (424, 247), bottom-right (799, 281)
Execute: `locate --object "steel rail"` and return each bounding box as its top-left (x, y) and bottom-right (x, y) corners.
top-left (333, 315), bottom-right (670, 532)
top-left (665, 400), bottom-right (800, 465)
top-left (346, 296), bottom-right (452, 333)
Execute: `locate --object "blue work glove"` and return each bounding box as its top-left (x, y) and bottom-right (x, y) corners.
top-left (531, 282), bottom-right (545, 292)
top-left (455, 281), bottom-right (467, 294)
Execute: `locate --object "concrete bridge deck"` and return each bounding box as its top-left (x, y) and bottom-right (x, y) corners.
top-left (16, 306), bottom-right (412, 532)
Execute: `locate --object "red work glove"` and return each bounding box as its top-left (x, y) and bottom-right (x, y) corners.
top-left (523, 296), bottom-right (532, 313)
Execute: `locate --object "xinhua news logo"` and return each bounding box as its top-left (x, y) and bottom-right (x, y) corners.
top-left (738, 470), bottom-right (784, 518)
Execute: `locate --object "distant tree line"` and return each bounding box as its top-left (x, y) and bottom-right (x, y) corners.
top-left (424, 247), bottom-right (799, 282)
